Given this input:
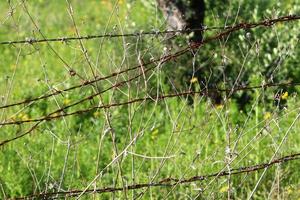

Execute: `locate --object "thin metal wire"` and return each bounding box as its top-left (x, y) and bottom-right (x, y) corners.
top-left (1, 15), bottom-right (299, 110)
top-left (1, 14), bottom-right (299, 46)
top-left (0, 26), bottom-right (225, 45)
top-left (0, 81), bottom-right (298, 127)
top-left (1, 15), bottom-right (300, 148)
top-left (9, 152), bottom-right (300, 199)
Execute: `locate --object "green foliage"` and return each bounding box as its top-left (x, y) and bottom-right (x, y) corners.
top-left (0, 0), bottom-right (300, 199)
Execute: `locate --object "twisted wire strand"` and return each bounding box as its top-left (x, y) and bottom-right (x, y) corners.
top-left (0, 15), bottom-right (299, 147)
top-left (0, 81), bottom-right (299, 127)
top-left (1, 15), bottom-right (299, 110)
top-left (9, 152), bottom-right (300, 199)
top-left (0, 26), bottom-right (226, 45)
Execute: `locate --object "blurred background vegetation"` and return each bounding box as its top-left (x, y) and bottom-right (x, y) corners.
top-left (0, 0), bottom-right (300, 199)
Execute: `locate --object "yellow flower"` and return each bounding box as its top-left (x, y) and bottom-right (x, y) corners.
top-left (22, 114), bottom-right (29, 121)
top-left (285, 186), bottom-right (293, 194)
top-left (63, 98), bottom-right (71, 105)
top-left (215, 104), bottom-right (224, 109)
top-left (190, 77), bottom-right (198, 84)
top-left (151, 129), bottom-right (159, 140)
top-left (219, 185), bottom-right (228, 193)
top-left (18, 113), bottom-right (29, 121)
top-left (264, 112), bottom-right (271, 120)
top-left (281, 91), bottom-right (288, 100)
top-left (93, 111), bottom-right (100, 117)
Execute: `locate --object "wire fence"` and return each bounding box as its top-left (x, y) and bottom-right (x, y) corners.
top-left (1, 15), bottom-right (298, 111)
top-left (9, 152), bottom-right (300, 199)
top-left (1, 81), bottom-right (300, 127)
top-left (0, 27), bottom-right (225, 45)
top-left (1, 15), bottom-right (299, 46)
top-left (1, 1), bottom-right (300, 198)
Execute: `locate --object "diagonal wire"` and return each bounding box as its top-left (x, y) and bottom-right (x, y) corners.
top-left (0, 15), bottom-right (299, 147)
top-left (1, 15), bottom-right (299, 110)
top-left (0, 81), bottom-right (299, 127)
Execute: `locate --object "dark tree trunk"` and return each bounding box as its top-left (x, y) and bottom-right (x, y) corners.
top-left (157, 1), bottom-right (222, 104)
top-left (157, 0), bottom-right (205, 43)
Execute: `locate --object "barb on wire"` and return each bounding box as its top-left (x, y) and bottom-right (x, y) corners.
top-left (0, 27), bottom-right (225, 45)
top-left (0, 15), bottom-right (299, 147)
top-left (1, 15), bottom-right (299, 111)
top-left (9, 152), bottom-right (300, 199)
top-left (0, 49), bottom-right (182, 110)
top-left (0, 80), bottom-right (299, 127)
top-left (1, 14), bottom-right (298, 46)
top-left (188, 15), bottom-right (300, 50)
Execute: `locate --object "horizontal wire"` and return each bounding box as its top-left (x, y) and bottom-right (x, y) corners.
top-left (10, 152), bottom-right (300, 199)
top-left (0, 15), bottom-right (299, 147)
top-left (2, 14), bottom-right (298, 46)
top-left (0, 81), bottom-right (298, 127)
top-left (1, 15), bottom-right (300, 199)
top-left (0, 49), bottom-right (185, 110)
top-left (1, 14), bottom-right (299, 110)
top-left (0, 26), bottom-right (226, 45)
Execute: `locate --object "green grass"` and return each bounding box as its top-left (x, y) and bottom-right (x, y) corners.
top-left (1, 0), bottom-right (300, 199)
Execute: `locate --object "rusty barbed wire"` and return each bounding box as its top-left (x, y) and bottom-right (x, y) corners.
top-left (0, 49), bottom-right (183, 110)
top-left (0, 26), bottom-right (225, 46)
top-left (0, 15), bottom-right (299, 148)
top-left (1, 14), bottom-right (300, 200)
top-left (9, 152), bottom-right (300, 199)
top-left (1, 15), bottom-right (299, 111)
top-left (1, 14), bottom-right (299, 46)
top-left (0, 81), bottom-right (299, 127)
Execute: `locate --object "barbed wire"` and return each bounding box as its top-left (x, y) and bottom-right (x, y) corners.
top-left (0, 51), bottom-right (178, 110)
top-left (0, 27), bottom-right (225, 45)
top-left (1, 14), bottom-right (299, 46)
top-left (1, 14), bottom-right (299, 111)
top-left (0, 15), bottom-right (300, 148)
top-left (1, 10), bottom-right (300, 199)
top-left (9, 152), bottom-right (300, 199)
top-left (0, 80), bottom-right (298, 147)
top-left (0, 81), bottom-right (298, 128)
